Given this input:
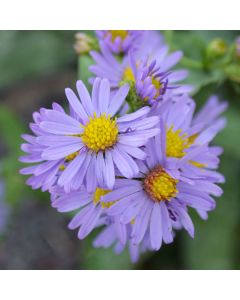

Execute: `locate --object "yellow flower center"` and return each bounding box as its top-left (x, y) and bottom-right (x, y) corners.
top-left (93, 187), bottom-right (114, 208)
top-left (108, 30), bottom-right (128, 42)
top-left (166, 127), bottom-right (205, 168)
top-left (123, 66), bottom-right (135, 82)
top-left (151, 76), bottom-right (162, 91)
top-left (151, 76), bottom-right (162, 98)
top-left (166, 126), bottom-right (190, 158)
top-left (143, 76), bottom-right (163, 101)
top-left (81, 112), bottom-right (118, 152)
top-left (143, 165), bottom-right (178, 202)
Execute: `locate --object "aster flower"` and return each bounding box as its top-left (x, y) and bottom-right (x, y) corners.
top-left (19, 102), bottom-right (72, 191)
top-left (20, 78), bottom-right (160, 192)
top-left (152, 94), bottom-right (227, 185)
top-left (95, 30), bottom-right (143, 54)
top-left (90, 37), bottom-right (192, 106)
top-left (101, 94), bottom-right (225, 250)
top-left (101, 127), bottom-right (223, 250)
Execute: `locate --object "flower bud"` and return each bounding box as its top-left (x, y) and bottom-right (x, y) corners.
top-left (207, 38), bottom-right (228, 58)
top-left (74, 33), bottom-right (95, 55)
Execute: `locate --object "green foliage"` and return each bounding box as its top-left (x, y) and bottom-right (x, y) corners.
top-left (0, 105), bottom-right (28, 205)
top-left (78, 54), bottom-right (94, 90)
top-left (0, 31), bottom-right (75, 87)
top-left (164, 30), bottom-right (240, 95)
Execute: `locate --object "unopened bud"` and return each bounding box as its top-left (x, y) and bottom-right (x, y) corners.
top-left (74, 33), bottom-right (95, 55)
top-left (207, 38), bottom-right (228, 58)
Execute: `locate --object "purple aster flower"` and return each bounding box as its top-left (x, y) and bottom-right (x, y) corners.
top-left (19, 102), bottom-right (72, 191)
top-left (95, 30), bottom-right (144, 54)
top-left (90, 38), bottom-right (192, 105)
top-left (100, 94), bottom-right (225, 250)
top-left (20, 78), bottom-right (160, 192)
top-left (101, 131), bottom-right (223, 250)
top-left (152, 94), bottom-right (227, 184)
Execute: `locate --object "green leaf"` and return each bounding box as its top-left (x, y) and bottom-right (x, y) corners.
top-left (78, 54), bottom-right (94, 90)
top-left (0, 104), bottom-right (29, 205)
top-left (214, 107), bottom-right (240, 160)
top-left (224, 64), bottom-right (240, 83)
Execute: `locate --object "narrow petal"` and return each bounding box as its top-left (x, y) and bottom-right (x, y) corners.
top-left (115, 218), bottom-right (127, 245)
top-left (68, 203), bottom-right (94, 230)
top-left (112, 146), bottom-right (139, 178)
top-left (117, 144), bottom-right (146, 160)
top-left (133, 199), bottom-right (152, 244)
top-left (160, 51), bottom-right (183, 72)
top-left (65, 88), bottom-right (88, 122)
top-left (58, 152), bottom-right (86, 186)
top-left (91, 77), bottom-right (101, 113)
top-left (150, 202), bottom-right (162, 250)
top-left (71, 152), bottom-right (92, 190)
top-left (98, 78), bottom-right (110, 114)
top-left (76, 80), bottom-right (94, 116)
top-left (42, 143), bottom-right (82, 160)
top-left (105, 151), bottom-right (115, 189)
top-left (78, 206), bottom-right (102, 239)
top-left (160, 202), bottom-right (173, 244)
top-left (108, 84), bottom-right (130, 116)
top-left (43, 109), bottom-right (80, 127)
top-left (40, 121), bottom-right (82, 135)
top-left (117, 106), bottom-right (150, 123)
top-left (86, 154), bottom-right (97, 193)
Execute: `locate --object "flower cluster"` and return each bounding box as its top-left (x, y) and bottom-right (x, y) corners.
top-left (20, 31), bottom-right (227, 263)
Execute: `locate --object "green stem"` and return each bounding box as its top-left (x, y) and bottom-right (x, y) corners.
top-left (181, 57), bottom-right (203, 70)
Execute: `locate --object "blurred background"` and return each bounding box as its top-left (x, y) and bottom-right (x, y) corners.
top-left (0, 30), bottom-right (240, 270)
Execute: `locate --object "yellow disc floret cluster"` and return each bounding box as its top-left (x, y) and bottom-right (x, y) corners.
top-left (166, 126), bottom-right (191, 158)
top-left (108, 30), bottom-right (128, 41)
top-left (123, 66), bottom-right (135, 82)
top-left (143, 165), bottom-right (179, 202)
top-left (93, 187), bottom-right (115, 208)
top-left (143, 76), bottom-right (163, 102)
top-left (166, 126), bottom-right (204, 168)
top-left (151, 76), bottom-right (162, 98)
top-left (81, 113), bottom-right (119, 152)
